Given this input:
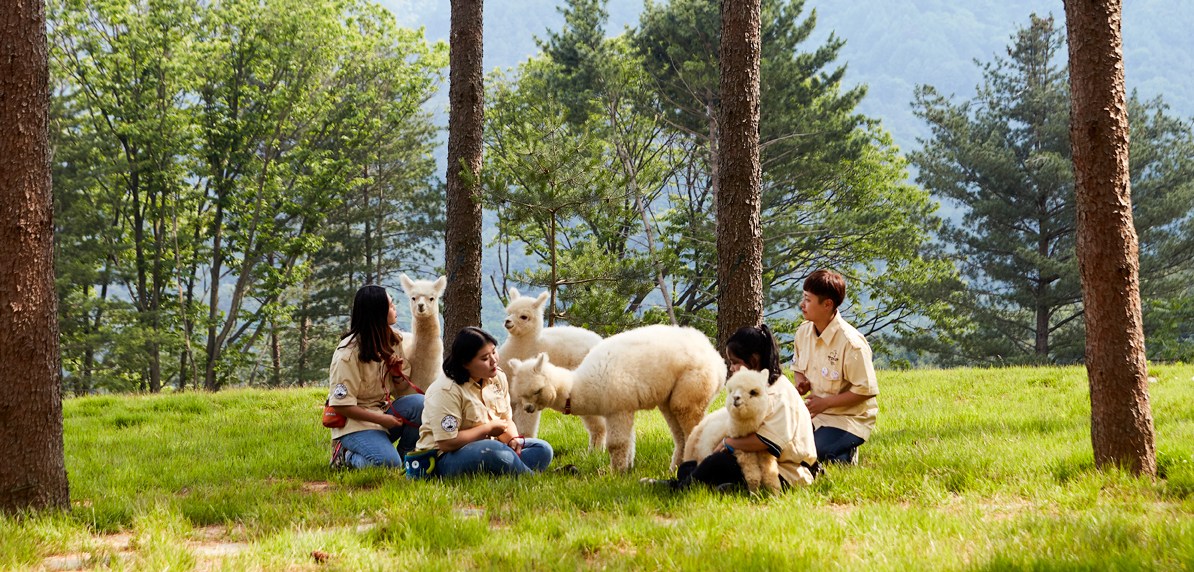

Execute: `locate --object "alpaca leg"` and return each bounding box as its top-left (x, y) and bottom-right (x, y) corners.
top-left (603, 412), bottom-right (636, 472)
top-left (762, 457), bottom-right (782, 493)
top-left (735, 451), bottom-right (762, 493)
top-left (657, 405), bottom-right (688, 470)
top-left (580, 415), bottom-right (607, 451)
top-left (512, 407), bottom-right (541, 439)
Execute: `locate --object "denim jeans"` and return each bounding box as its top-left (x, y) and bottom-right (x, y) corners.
top-left (340, 394), bottom-right (424, 469)
top-left (434, 438), bottom-right (553, 478)
top-left (813, 426), bottom-right (865, 464)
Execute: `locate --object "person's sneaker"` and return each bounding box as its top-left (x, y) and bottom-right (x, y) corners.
top-left (329, 440), bottom-right (349, 470)
top-left (715, 482), bottom-right (744, 494)
top-left (849, 448), bottom-right (860, 465)
top-left (553, 464), bottom-right (580, 475)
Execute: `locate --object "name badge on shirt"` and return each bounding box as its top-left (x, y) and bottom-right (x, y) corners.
top-left (821, 366), bottom-right (829, 378)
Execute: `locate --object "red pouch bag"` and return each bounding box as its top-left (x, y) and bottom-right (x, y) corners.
top-left (322, 400), bottom-right (347, 428)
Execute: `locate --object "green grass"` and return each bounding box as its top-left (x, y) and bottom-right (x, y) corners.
top-left (4, 365), bottom-right (1194, 570)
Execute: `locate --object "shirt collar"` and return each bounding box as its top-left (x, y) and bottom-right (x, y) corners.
top-left (817, 313), bottom-right (844, 344)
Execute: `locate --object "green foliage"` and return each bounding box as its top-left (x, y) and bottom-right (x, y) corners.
top-left (48, 0), bottom-right (446, 391)
top-left (2, 364), bottom-right (1190, 569)
top-left (908, 14), bottom-right (1194, 365)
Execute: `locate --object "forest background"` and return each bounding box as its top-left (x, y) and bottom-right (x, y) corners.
top-left (50, 0), bottom-right (1194, 395)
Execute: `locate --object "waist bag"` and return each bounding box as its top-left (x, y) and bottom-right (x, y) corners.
top-left (404, 449), bottom-right (439, 479)
top-left (321, 400), bottom-right (347, 428)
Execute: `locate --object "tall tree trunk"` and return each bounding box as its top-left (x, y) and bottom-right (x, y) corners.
top-left (0, 0), bottom-right (71, 512)
top-left (715, 0), bottom-right (763, 347)
top-left (443, 0), bottom-right (485, 338)
top-left (1063, 0), bottom-right (1156, 476)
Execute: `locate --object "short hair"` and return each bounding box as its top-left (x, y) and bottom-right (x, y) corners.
top-left (803, 269), bottom-right (846, 309)
top-left (725, 324), bottom-right (782, 385)
top-left (343, 284), bottom-right (401, 363)
top-left (443, 327), bottom-right (499, 385)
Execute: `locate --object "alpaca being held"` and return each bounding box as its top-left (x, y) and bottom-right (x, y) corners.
top-left (497, 288), bottom-right (604, 446)
top-left (398, 273), bottom-right (446, 391)
top-left (509, 325), bottom-right (724, 472)
top-left (724, 369), bottom-right (781, 494)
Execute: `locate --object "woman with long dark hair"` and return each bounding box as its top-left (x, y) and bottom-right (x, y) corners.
top-left (404, 326), bottom-right (554, 478)
top-left (327, 285), bottom-right (425, 469)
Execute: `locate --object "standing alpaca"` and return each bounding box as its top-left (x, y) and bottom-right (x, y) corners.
top-left (398, 273), bottom-right (446, 391)
top-left (724, 369), bottom-right (781, 493)
top-left (497, 288), bottom-right (604, 446)
top-left (509, 325), bottom-right (725, 472)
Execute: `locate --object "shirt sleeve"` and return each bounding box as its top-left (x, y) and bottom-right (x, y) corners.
top-left (327, 352), bottom-right (363, 407)
top-left (423, 385), bottom-right (464, 442)
top-left (843, 341), bottom-right (879, 396)
top-left (494, 372), bottom-right (513, 423)
top-left (756, 379), bottom-right (818, 466)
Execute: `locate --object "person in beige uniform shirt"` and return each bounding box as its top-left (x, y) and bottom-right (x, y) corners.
top-left (404, 327), bottom-right (554, 479)
top-left (327, 285), bottom-right (425, 469)
top-left (653, 324), bottom-right (817, 491)
top-left (792, 269), bottom-right (879, 466)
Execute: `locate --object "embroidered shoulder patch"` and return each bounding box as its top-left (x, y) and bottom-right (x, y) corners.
top-left (441, 415), bottom-right (459, 433)
top-left (332, 383), bottom-right (348, 400)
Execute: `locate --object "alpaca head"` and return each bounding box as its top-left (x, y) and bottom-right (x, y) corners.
top-left (725, 368), bottom-right (770, 427)
top-left (503, 288), bottom-right (549, 338)
top-left (399, 273), bottom-right (447, 320)
top-left (507, 353), bottom-right (558, 413)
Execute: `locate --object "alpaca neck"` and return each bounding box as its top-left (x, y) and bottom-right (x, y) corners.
top-left (548, 369), bottom-right (576, 413)
top-left (411, 313), bottom-right (440, 345)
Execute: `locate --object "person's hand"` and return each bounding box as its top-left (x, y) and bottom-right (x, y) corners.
top-left (804, 395), bottom-right (829, 418)
top-left (487, 420), bottom-right (509, 437)
top-left (506, 435), bottom-right (524, 455)
top-left (793, 371), bottom-right (811, 395)
top-left (379, 414), bottom-right (403, 429)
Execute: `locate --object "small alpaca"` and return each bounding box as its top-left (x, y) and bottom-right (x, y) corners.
top-left (509, 324), bottom-right (725, 472)
top-left (398, 273), bottom-right (446, 391)
top-left (724, 369), bottom-right (780, 494)
top-left (498, 288), bottom-right (605, 447)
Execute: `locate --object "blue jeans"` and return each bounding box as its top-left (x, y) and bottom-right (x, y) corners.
top-left (434, 438), bottom-right (553, 478)
top-left (814, 426), bottom-right (865, 464)
top-left (340, 394), bottom-right (424, 469)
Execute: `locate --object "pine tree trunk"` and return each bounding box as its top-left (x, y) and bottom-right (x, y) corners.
top-left (715, 0), bottom-right (764, 347)
top-left (0, 0), bottom-right (71, 512)
top-left (1063, 0), bottom-right (1156, 476)
top-left (443, 0), bottom-right (485, 339)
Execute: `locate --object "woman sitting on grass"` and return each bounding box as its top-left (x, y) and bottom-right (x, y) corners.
top-left (327, 285), bottom-right (425, 469)
top-left (404, 327), bottom-right (554, 479)
top-left (656, 324), bottom-right (817, 491)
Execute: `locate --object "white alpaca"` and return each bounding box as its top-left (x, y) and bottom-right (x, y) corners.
top-left (683, 370), bottom-right (781, 493)
top-left (398, 273), bottom-right (446, 391)
top-left (497, 288), bottom-right (604, 446)
top-left (509, 325), bottom-right (725, 472)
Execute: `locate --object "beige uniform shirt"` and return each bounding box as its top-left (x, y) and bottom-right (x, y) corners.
top-left (326, 337), bottom-right (411, 440)
top-left (755, 375), bottom-right (818, 486)
top-left (793, 313), bottom-right (879, 440)
top-left (415, 370), bottom-right (514, 452)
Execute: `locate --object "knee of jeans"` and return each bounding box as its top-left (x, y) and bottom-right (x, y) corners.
top-left (479, 446), bottom-right (520, 469)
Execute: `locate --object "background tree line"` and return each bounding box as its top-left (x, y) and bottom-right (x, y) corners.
top-left (50, 0), bottom-right (447, 393)
top-left (47, 0), bottom-right (1194, 396)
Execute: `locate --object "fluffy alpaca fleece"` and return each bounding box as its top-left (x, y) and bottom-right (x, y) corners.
top-left (509, 324), bottom-right (725, 472)
top-left (398, 273), bottom-right (446, 391)
top-left (497, 288), bottom-right (604, 445)
top-left (724, 369), bottom-right (781, 494)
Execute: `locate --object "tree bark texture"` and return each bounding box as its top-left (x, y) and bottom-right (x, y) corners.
top-left (1062, 0), bottom-right (1156, 476)
top-left (443, 0), bottom-right (485, 340)
top-left (715, 0), bottom-right (764, 347)
top-left (0, 0), bottom-right (71, 512)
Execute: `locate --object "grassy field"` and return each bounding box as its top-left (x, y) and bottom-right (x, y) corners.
top-left (4, 365), bottom-right (1194, 571)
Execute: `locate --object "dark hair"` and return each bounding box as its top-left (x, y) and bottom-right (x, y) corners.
top-left (342, 284), bottom-right (401, 363)
top-left (443, 327), bottom-right (499, 385)
top-left (803, 269), bottom-right (846, 310)
top-left (725, 324), bottom-right (782, 385)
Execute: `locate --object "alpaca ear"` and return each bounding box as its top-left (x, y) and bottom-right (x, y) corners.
top-left (534, 292), bottom-right (549, 307)
top-left (433, 276), bottom-right (447, 296)
top-left (509, 287), bottom-right (521, 300)
top-left (399, 273), bottom-right (413, 293)
top-left (532, 352), bottom-right (547, 371)
top-left (508, 358), bottom-right (522, 370)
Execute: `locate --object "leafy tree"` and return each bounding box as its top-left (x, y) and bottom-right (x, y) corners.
top-left (910, 14), bottom-right (1194, 365)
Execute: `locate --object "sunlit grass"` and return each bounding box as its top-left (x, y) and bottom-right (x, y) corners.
top-left (3, 364), bottom-right (1192, 570)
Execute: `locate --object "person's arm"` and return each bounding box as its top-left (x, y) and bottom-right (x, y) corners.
top-left (804, 391), bottom-right (870, 418)
top-left (716, 433), bottom-right (771, 453)
top-left (332, 404), bottom-right (401, 429)
top-left (793, 370), bottom-right (811, 395)
top-left (435, 419), bottom-right (509, 453)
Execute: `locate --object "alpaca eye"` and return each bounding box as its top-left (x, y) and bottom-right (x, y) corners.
top-left (429, 297), bottom-right (435, 301)
top-left (749, 390), bottom-right (759, 396)
top-left (521, 316), bottom-right (528, 320)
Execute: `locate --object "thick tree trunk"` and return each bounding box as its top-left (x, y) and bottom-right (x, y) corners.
top-left (715, 0), bottom-right (764, 347)
top-left (1063, 0), bottom-right (1156, 476)
top-left (0, 0), bottom-right (71, 512)
top-left (443, 0), bottom-right (485, 339)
